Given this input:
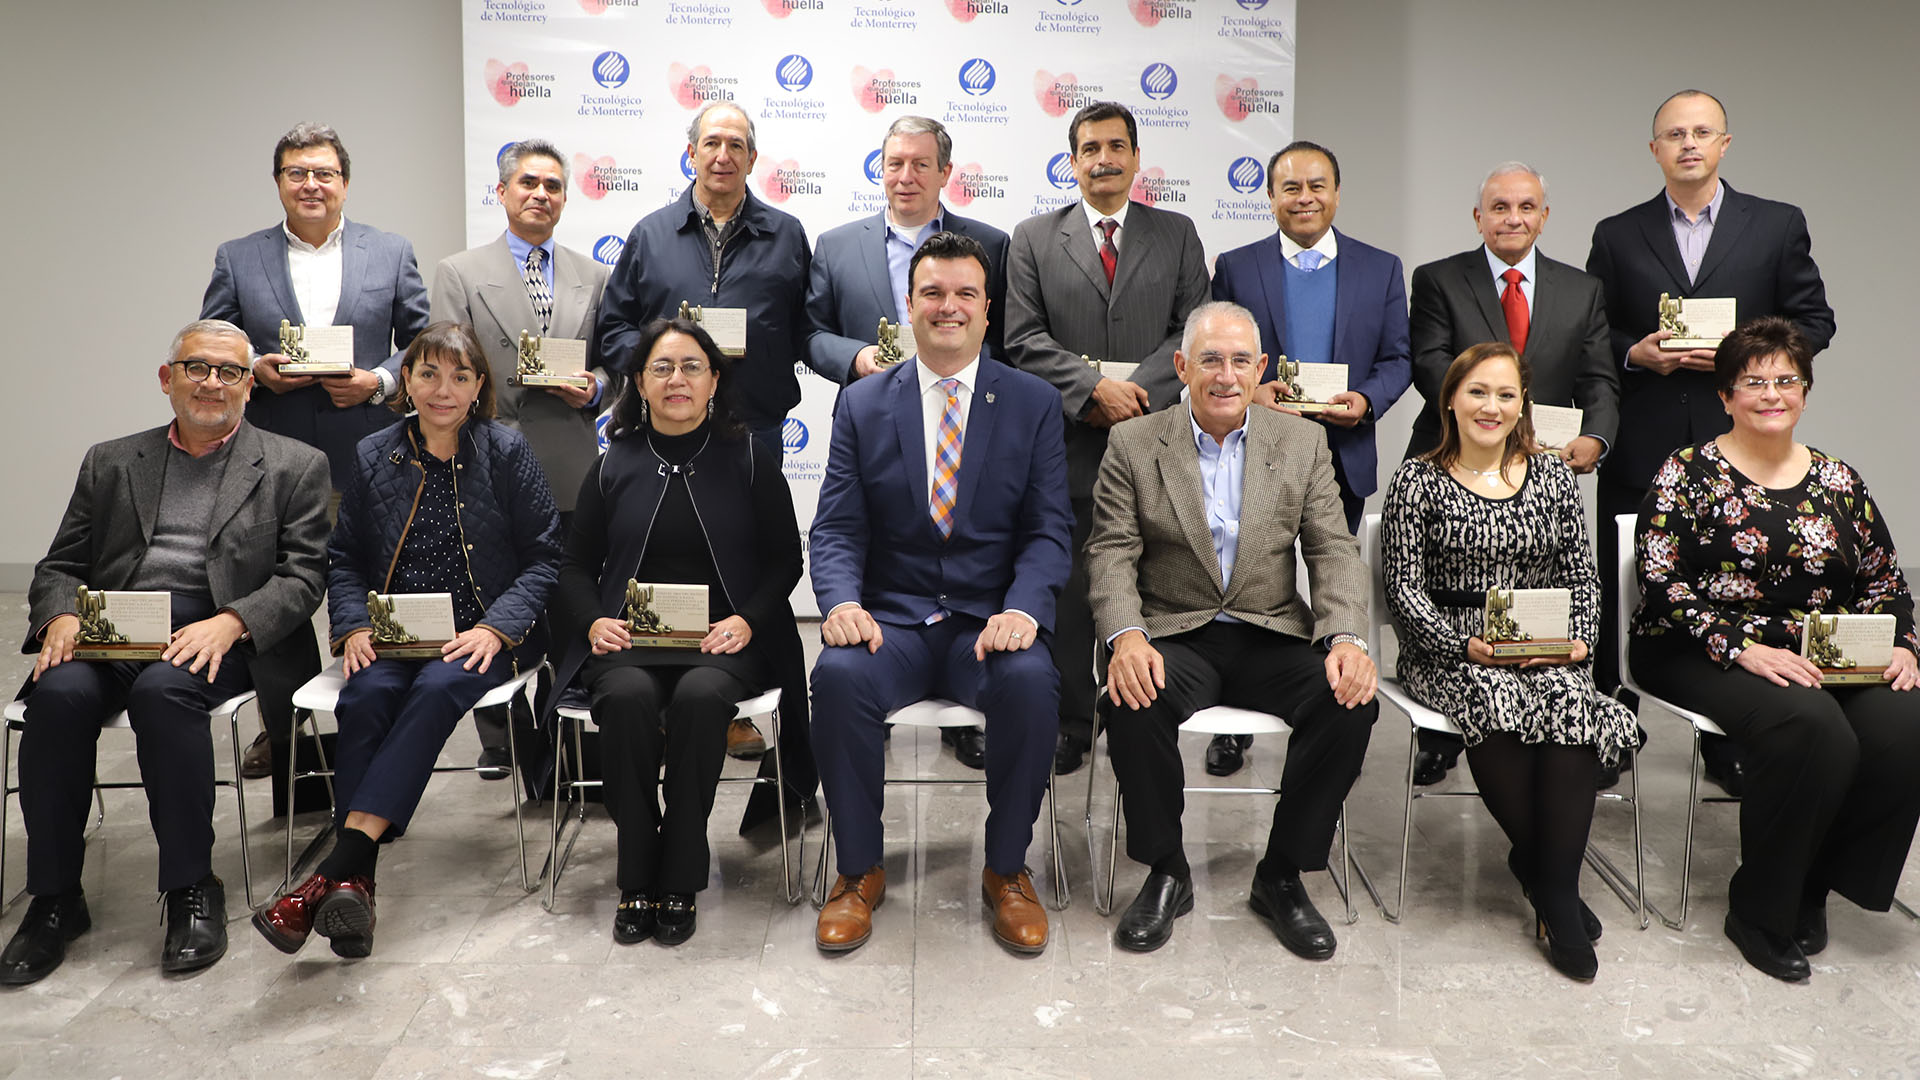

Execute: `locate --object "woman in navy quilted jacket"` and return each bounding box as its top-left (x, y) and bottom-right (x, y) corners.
top-left (253, 321), bottom-right (561, 959)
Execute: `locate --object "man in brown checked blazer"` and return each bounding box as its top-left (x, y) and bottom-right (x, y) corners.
top-left (1087, 301), bottom-right (1377, 959)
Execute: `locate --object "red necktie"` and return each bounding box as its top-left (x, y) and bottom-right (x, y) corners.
top-left (1098, 218), bottom-right (1118, 285)
top-left (1500, 268), bottom-right (1529, 355)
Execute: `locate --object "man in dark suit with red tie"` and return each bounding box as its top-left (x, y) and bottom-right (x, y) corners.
top-left (808, 232), bottom-right (1072, 956)
top-left (1587, 91), bottom-right (1835, 794)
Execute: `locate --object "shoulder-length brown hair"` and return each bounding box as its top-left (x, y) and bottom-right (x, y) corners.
top-left (1418, 341), bottom-right (1538, 480)
top-left (391, 321), bottom-right (497, 420)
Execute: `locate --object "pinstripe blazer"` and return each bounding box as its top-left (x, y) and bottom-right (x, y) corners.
top-left (1004, 200), bottom-right (1210, 496)
top-left (1086, 403), bottom-right (1367, 644)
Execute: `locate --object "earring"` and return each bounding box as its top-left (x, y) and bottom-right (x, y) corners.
top-left (707, 398), bottom-right (715, 417)
top-left (640, 399), bottom-right (650, 425)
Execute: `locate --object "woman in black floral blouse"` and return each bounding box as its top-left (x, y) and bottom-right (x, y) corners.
top-left (1630, 316), bottom-right (1919, 983)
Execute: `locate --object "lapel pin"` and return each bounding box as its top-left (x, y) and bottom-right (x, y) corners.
top-left (985, 392), bottom-right (995, 404)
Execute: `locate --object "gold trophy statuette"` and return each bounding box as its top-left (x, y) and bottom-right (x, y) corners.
top-left (1804, 612), bottom-right (1852, 669)
top-left (624, 581), bottom-right (668, 636)
top-left (677, 300), bottom-right (703, 325)
top-left (367, 591), bottom-right (420, 646)
top-left (1484, 588), bottom-right (1528, 644)
top-left (876, 317), bottom-right (904, 368)
top-left (278, 319), bottom-right (308, 365)
top-left (1270, 355), bottom-right (1347, 414)
top-left (1657, 293), bottom-right (1689, 338)
top-left (1482, 587), bottom-right (1578, 659)
top-left (513, 330), bottom-right (543, 386)
top-left (74, 586), bottom-right (128, 646)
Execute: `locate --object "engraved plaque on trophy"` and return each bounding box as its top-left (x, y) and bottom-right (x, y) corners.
top-left (622, 581), bottom-right (709, 649)
top-left (1483, 587), bottom-right (1578, 658)
top-left (1800, 611), bottom-right (1897, 685)
top-left (875, 318), bottom-right (917, 368)
top-left (277, 319), bottom-right (356, 376)
top-left (71, 586), bottom-right (170, 661)
top-left (1270, 355), bottom-right (1350, 414)
top-left (1531, 404), bottom-right (1585, 451)
top-left (510, 331), bottom-right (594, 389)
top-left (1656, 293), bottom-right (1737, 351)
top-left (367, 591), bottom-right (457, 659)
top-left (1086, 353), bottom-right (1141, 383)
top-left (677, 302), bottom-right (747, 357)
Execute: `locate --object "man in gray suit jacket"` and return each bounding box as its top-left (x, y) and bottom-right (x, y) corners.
top-left (1088, 302), bottom-right (1377, 959)
top-left (430, 138), bottom-right (611, 776)
top-left (1005, 102), bottom-right (1210, 774)
top-left (201, 122), bottom-right (431, 494)
top-left (2, 320), bottom-right (329, 986)
top-left (806, 116), bottom-right (1010, 388)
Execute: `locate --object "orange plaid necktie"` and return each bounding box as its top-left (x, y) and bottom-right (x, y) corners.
top-left (929, 378), bottom-right (963, 539)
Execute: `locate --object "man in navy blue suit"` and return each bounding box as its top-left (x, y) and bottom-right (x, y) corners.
top-left (808, 232), bottom-right (1072, 956)
top-left (1205, 141), bottom-right (1409, 777)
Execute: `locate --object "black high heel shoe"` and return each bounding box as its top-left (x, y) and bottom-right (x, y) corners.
top-left (1509, 852), bottom-right (1602, 943)
top-left (1535, 908), bottom-right (1598, 982)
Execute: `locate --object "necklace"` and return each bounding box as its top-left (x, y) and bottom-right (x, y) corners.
top-left (645, 426), bottom-right (712, 477)
top-left (1455, 461), bottom-right (1510, 490)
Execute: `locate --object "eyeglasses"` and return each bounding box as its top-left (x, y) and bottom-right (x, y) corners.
top-left (1733, 374), bottom-right (1807, 394)
top-left (1655, 126), bottom-right (1726, 145)
top-left (1194, 352), bottom-right (1259, 373)
top-left (278, 166), bottom-right (342, 185)
top-left (643, 359), bottom-right (710, 379)
top-left (171, 360), bottom-right (250, 386)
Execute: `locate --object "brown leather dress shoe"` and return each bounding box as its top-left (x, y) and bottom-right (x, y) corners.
top-left (252, 872), bottom-right (335, 954)
top-left (240, 732), bottom-right (275, 780)
top-left (726, 719), bottom-right (768, 760)
top-left (982, 867), bottom-right (1048, 954)
top-left (816, 868), bottom-right (886, 953)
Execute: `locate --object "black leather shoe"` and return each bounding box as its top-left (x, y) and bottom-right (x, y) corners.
top-left (1793, 902), bottom-right (1829, 957)
top-left (1204, 734), bottom-right (1253, 777)
top-left (1411, 750), bottom-right (1455, 787)
top-left (944, 727), bottom-right (987, 771)
top-left (1247, 874), bottom-right (1335, 960)
top-left (1052, 736), bottom-right (1086, 777)
top-left (1725, 910), bottom-right (1809, 982)
top-left (239, 732), bottom-right (275, 780)
top-left (475, 747), bottom-right (512, 780)
top-left (161, 875), bottom-right (227, 974)
top-left (1113, 872), bottom-right (1194, 953)
top-left (655, 894), bottom-right (697, 946)
top-left (1507, 852), bottom-right (1601, 943)
top-left (0, 893), bottom-right (90, 986)
top-left (1595, 760), bottom-right (1622, 790)
top-left (1536, 907), bottom-right (1598, 982)
top-left (613, 892), bottom-right (655, 945)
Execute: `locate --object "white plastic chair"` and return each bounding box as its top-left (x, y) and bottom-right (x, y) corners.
top-left (283, 660), bottom-right (545, 894)
top-left (3, 690), bottom-right (260, 910)
top-left (545, 687), bottom-right (802, 911)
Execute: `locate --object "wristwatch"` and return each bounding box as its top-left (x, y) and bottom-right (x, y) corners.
top-left (1326, 632), bottom-right (1368, 655)
top-left (368, 377), bottom-right (388, 406)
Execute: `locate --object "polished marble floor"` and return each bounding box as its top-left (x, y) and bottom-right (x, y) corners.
top-left (3, 597), bottom-right (1919, 1079)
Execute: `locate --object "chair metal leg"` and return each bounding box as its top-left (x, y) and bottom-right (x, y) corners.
top-left (768, 704), bottom-right (804, 906)
top-left (1379, 725), bottom-right (1419, 925)
top-left (1583, 742), bottom-right (1651, 930)
top-left (810, 804), bottom-right (834, 909)
top-left (542, 710), bottom-right (591, 912)
top-left (504, 676), bottom-right (534, 893)
top-left (281, 706), bottom-right (337, 894)
top-left (1645, 726), bottom-right (1705, 931)
top-left (223, 702), bottom-right (255, 909)
top-left (1045, 766), bottom-right (1069, 911)
top-left (1326, 804), bottom-right (1360, 925)
top-left (1, 723), bottom-right (12, 913)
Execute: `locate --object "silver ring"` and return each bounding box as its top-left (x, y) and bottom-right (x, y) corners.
top-left (1011, 632), bottom-right (1023, 639)
top-left (722, 630), bottom-right (735, 638)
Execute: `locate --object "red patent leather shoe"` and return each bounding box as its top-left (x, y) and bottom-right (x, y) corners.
top-left (315, 875), bottom-right (377, 959)
top-left (252, 872), bottom-right (335, 955)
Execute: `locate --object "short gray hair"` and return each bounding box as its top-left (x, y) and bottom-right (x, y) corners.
top-left (1476, 161), bottom-right (1548, 208)
top-left (686, 102), bottom-right (757, 154)
top-left (1180, 301), bottom-right (1261, 359)
top-left (498, 139), bottom-right (569, 186)
top-left (884, 115), bottom-right (952, 170)
top-left (168, 319), bottom-right (254, 365)
top-left (274, 122), bottom-right (350, 181)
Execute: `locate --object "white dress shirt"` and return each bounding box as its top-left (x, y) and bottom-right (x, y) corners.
top-left (914, 354), bottom-right (980, 505)
top-left (1482, 243), bottom-right (1539, 319)
top-left (284, 218), bottom-right (345, 328)
top-left (1080, 199), bottom-right (1131, 256)
top-left (1277, 228), bottom-right (1339, 270)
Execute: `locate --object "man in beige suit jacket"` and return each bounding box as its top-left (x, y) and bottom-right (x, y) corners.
top-left (1087, 301), bottom-right (1377, 959)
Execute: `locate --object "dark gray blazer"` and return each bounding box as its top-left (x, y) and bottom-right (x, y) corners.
top-left (804, 209), bottom-right (1011, 383)
top-left (1004, 200), bottom-right (1210, 497)
top-left (430, 236), bottom-right (612, 513)
top-left (1087, 404), bottom-right (1367, 645)
top-left (26, 423), bottom-right (331, 714)
top-left (1404, 247), bottom-right (1617, 461)
top-left (201, 220), bottom-right (431, 489)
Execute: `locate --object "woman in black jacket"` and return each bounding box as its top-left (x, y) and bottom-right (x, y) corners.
top-left (550, 317), bottom-right (802, 946)
top-left (254, 322), bottom-right (560, 959)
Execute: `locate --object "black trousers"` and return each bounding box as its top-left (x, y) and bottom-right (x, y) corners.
top-left (21, 643), bottom-right (253, 894)
top-left (1106, 621), bottom-right (1377, 877)
top-left (1051, 493), bottom-right (1097, 750)
top-left (1631, 637), bottom-right (1920, 935)
top-left (586, 657), bottom-right (748, 895)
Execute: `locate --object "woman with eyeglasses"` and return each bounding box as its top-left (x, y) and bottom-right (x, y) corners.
top-left (252, 321), bottom-right (561, 959)
top-left (548, 317), bottom-right (805, 946)
top-left (1631, 316), bottom-right (1919, 983)
top-left (1382, 342), bottom-right (1636, 982)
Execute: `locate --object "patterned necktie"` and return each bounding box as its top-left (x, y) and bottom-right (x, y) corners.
top-left (524, 246), bottom-right (552, 334)
top-left (1098, 218), bottom-right (1119, 285)
top-left (929, 378), bottom-right (964, 539)
top-left (1297, 249), bottom-right (1323, 272)
top-left (1500, 268), bottom-right (1529, 355)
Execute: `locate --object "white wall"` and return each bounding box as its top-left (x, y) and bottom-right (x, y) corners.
top-left (4, 0), bottom-right (1915, 585)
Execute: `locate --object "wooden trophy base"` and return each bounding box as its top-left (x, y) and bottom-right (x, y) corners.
top-left (73, 644), bottom-right (165, 661)
top-left (1819, 667), bottom-right (1890, 686)
top-left (373, 641), bottom-right (451, 660)
top-left (1487, 638), bottom-right (1579, 659)
top-left (513, 374), bottom-right (595, 389)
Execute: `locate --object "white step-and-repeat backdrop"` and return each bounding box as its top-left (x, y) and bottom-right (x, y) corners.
top-left (462, 0), bottom-right (1296, 613)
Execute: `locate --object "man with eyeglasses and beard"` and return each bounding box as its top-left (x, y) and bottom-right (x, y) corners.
top-left (0, 319), bottom-right (329, 986)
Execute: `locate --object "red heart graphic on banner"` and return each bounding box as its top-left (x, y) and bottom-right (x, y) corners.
top-left (945, 164), bottom-right (985, 208)
top-left (668, 63), bottom-right (714, 110)
top-left (578, 0), bottom-right (610, 13)
top-left (759, 160), bottom-right (801, 203)
top-left (1129, 0), bottom-right (1163, 27)
top-left (1130, 167), bottom-right (1165, 207)
top-left (1216, 74), bottom-right (1257, 122)
top-left (945, 0), bottom-right (981, 21)
top-left (1034, 70), bottom-right (1078, 118)
top-left (850, 66), bottom-right (896, 114)
top-left (573, 154), bottom-right (616, 200)
top-left (761, 0), bottom-right (795, 16)
top-left (484, 60), bottom-right (530, 108)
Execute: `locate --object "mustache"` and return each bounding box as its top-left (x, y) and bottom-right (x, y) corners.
top-left (1089, 165), bottom-right (1126, 179)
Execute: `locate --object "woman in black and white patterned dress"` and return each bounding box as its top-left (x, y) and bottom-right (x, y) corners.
top-left (1382, 342), bottom-right (1635, 981)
